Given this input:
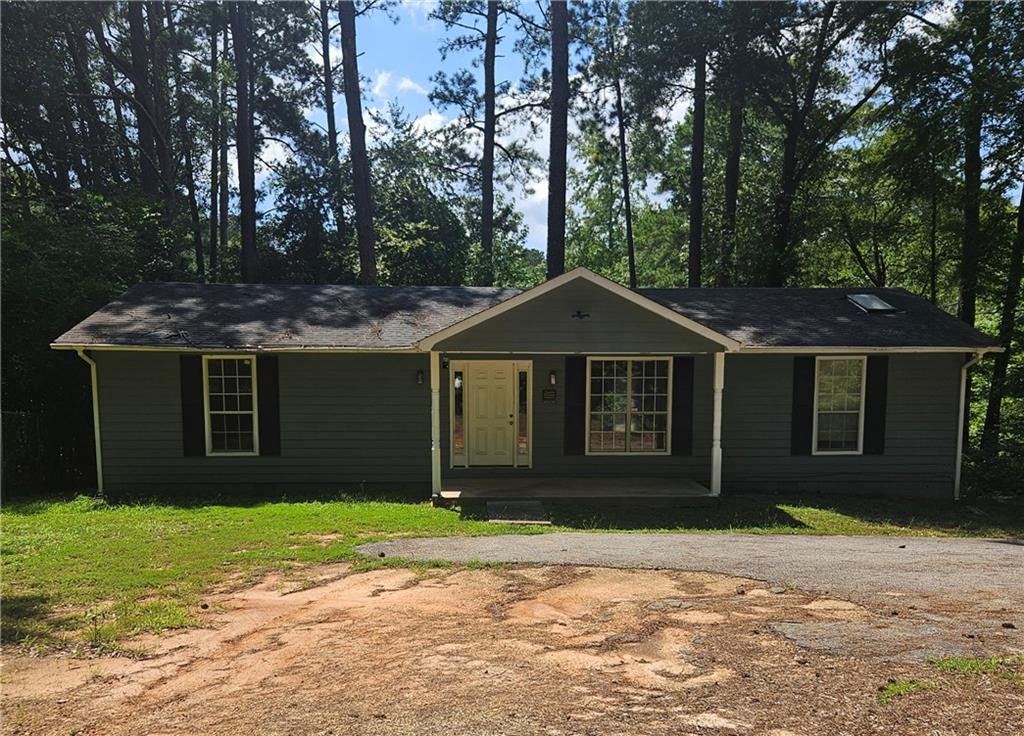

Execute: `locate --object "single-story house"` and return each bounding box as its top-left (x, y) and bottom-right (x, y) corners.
top-left (52, 267), bottom-right (1000, 501)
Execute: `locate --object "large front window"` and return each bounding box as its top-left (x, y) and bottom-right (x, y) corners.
top-left (587, 358), bottom-right (671, 454)
top-left (813, 356), bottom-right (865, 454)
top-left (204, 356), bottom-right (258, 455)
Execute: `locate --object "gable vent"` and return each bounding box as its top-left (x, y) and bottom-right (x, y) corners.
top-left (847, 293), bottom-right (898, 313)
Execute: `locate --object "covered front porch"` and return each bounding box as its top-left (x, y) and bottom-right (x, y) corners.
top-left (418, 270), bottom-right (736, 504)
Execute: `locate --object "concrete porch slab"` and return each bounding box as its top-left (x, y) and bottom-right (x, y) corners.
top-left (439, 476), bottom-right (714, 502)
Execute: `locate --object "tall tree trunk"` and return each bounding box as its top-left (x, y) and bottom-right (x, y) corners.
top-left (126, 3), bottom-right (159, 197)
top-left (209, 20), bottom-right (220, 281)
top-left (981, 189), bottom-right (1024, 455)
top-left (607, 6), bottom-right (635, 288)
top-left (928, 163), bottom-right (938, 304)
top-left (228, 1), bottom-right (258, 283)
top-left (102, 57), bottom-right (136, 184)
top-left (167, 3), bottom-right (204, 280)
top-left (219, 28), bottom-right (230, 267)
top-left (148, 2), bottom-right (175, 222)
top-left (339, 0), bottom-right (377, 284)
top-left (613, 77), bottom-right (635, 290)
top-left (719, 88), bottom-right (744, 287)
top-left (479, 0), bottom-right (498, 286)
top-left (958, 1), bottom-right (991, 451)
top-left (320, 0), bottom-right (343, 241)
top-left (959, 1), bottom-right (990, 328)
top-left (546, 0), bottom-right (569, 280)
top-left (767, 121), bottom-right (801, 287)
top-left (687, 49), bottom-right (706, 288)
top-left (64, 27), bottom-right (105, 189)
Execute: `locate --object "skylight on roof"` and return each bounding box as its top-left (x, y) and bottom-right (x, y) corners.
top-left (847, 293), bottom-right (897, 313)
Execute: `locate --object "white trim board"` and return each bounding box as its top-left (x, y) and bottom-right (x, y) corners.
top-left (416, 267), bottom-right (742, 352)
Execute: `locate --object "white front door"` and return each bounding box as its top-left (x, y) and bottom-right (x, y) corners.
top-left (466, 361), bottom-right (515, 466)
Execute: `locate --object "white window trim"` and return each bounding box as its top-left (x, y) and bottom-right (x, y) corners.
top-left (811, 355), bottom-right (866, 456)
top-left (202, 354), bottom-right (260, 457)
top-left (585, 356), bottom-right (673, 456)
top-left (448, 359), bottom-right (532, 469)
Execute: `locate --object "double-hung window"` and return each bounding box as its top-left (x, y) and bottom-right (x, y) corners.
top-left (812, 356), bottom-right (865, 455)
top-left (203, 356), bottom-right (259, 455)
top-left (587, 358), bottom-right (671, 454)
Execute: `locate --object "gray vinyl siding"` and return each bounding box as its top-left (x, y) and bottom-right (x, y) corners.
top-left (434, 279), bottom-right (725, 354)
top-left (93, 350), bottom-right (963, 498)
top-left (95, 351), bottom-right (430, 492)
top-left (721, 353), bottom-right (962, 498)
top-left (440, 354), bottom-right (713, 482)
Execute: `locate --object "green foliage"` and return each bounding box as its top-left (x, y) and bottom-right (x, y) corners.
top-left (877, 678), bottom-right (934, 704)
top-left (929, 655), bottom-right (1024, 684)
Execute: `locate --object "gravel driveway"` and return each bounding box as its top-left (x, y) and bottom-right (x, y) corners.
top-left (359, 533), bottom-right (1024, 605)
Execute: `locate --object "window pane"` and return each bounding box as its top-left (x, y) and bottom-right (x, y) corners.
top-left (589, 359), bottom-right (670, 454)
top-left (815, 359), bottom-right (863, 452)
top-left (206, 357), bottom-right (257, 454)
top-left (453, 371), bottom-right (464, 451)
top-left (517, 371), bottom-right (529, 453)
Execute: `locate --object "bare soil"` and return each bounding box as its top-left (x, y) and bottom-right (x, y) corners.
top-left (3, 564), bottom-right (1022, 735)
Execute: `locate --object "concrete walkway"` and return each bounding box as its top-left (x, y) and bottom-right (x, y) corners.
top-left (358, 533), bottom-right (1024, 605)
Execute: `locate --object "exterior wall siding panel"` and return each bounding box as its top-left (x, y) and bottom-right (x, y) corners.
top-left (94, 350), bottom-right (963, 498)
top-left (96, 352), bottom-right (430, 492)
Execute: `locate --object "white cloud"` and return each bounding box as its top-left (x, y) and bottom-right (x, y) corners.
top-left (401, 0), bottom-right (439, 26)
top-left (412, 110), bottom-right (446, 134)
top-left (397, 77), bottom-right (429, 96)
top-left (371, 70), bottom-right (393, 97)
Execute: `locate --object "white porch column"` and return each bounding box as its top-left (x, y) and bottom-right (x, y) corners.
top-left (711, 352), bottom-right (725, 496)
top-left (430, 350), bottom-right (442, 495)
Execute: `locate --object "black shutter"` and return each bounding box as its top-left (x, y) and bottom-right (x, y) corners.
top-left (863, 355), bottom-right (888, 455)
top-left (257, 355), bottom-right (281, 456)
top-left (790, 356), bottom-right (815, 455)
top-left (564, 356), bottom-right (586, 455)
top-left (180, 355), bottom-right (206, 456)
top-left (671, 356), bottom-right (695, 455)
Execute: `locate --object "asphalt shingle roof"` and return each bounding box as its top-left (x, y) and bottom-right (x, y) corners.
top-left (52, 281), bottom-right (999, 350)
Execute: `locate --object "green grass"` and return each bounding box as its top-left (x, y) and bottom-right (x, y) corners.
top-left (0, 493), bottom-right (536, 650)
top-left (539, 494), bottom-right (1024, 537)
top-left (2, 491), bottom-right (1021, 651)
top-left (877, 678), bottom-right (935, 704)
top-left (929, 656), bottom-right (1024, 685)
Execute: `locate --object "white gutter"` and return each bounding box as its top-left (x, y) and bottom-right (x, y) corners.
top-left (953, 351), bottom-right (986, 501)
top-left (75, 349), bottom-right (104, 494)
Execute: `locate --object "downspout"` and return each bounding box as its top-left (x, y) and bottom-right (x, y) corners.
top-left (75, 349), bottom-right (104, 494)
top-left (953, 351), bottom-right (984, 501)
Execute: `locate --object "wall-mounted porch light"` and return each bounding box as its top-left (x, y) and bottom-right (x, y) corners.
top-left (416, 369), bottom-right (424, 385)
top-left (549, 369), bottom-right (557, 386)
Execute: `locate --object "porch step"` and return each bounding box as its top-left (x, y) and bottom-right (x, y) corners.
top-left (486, 500), bottom-right (551, 525)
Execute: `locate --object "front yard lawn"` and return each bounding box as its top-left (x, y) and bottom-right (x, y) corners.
top-left (2, 492), bottom-right (1021, 651)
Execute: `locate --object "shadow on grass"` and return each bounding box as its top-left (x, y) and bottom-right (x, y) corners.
top-left (3, 485), bottom-right (434, 513)
top-left (459, 492), bottom-right (1024, 535)
top-left (0, 593), bottom-right (61, 645)
top-left (543, 497), bottom-right (810, 531)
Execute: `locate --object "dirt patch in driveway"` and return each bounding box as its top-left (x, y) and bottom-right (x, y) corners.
top-left (2, 565), bottom-right (1021, 735)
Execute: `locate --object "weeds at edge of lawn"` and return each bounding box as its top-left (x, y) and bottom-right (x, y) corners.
top-left (877, 679), bottom-right (935, 704)
top-left (928, 656), bottom-right (1024, 686)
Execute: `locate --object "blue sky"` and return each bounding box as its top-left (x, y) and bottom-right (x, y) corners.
top-left (268, 0), bottom-right (555, 253)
